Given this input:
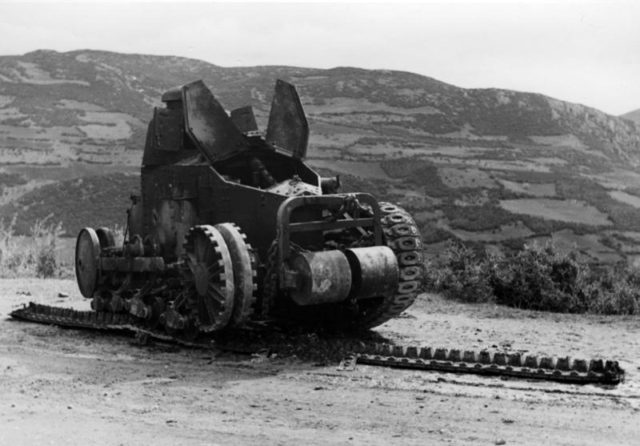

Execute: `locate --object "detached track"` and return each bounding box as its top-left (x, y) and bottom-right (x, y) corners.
top-left (11, 302), bottom-right (625, 385)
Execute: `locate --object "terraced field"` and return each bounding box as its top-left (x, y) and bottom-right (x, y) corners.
top-left (1, 49), bottom-right (640, 264)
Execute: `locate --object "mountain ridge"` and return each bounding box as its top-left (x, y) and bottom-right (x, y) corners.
top-left (1, 50), bottom-right (636, 158)
top-left (622, 108), bottom-right (640, 126)
top-left (2, 49), bottom-right (640, 265)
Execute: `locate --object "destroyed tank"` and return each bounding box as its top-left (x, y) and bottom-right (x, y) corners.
top-left (74, 79), bottom-right (424, 336)
top-left (12, 80), bottom-right (625, 385)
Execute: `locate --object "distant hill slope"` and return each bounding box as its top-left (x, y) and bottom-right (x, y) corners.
top-left (2, 49), bottom-right (640, 265)
top-left (622, 108), bottom-right (640, 126)
top-left (1, 49), bottom-right (638, 166)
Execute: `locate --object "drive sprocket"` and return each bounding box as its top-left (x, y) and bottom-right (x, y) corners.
top-left (214, 222), bottom-right (258, 327)
top-left (182, 225), bottom-right (235, 332)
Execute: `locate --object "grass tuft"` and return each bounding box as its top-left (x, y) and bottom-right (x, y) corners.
top-left (0, 215), bottom-right (70, 278)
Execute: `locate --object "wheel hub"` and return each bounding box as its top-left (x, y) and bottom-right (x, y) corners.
top-left (182, 225), bottom-right (236, 332)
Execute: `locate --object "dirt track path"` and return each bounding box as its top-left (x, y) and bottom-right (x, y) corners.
top-left (1, 279), bottom-right (639, 445)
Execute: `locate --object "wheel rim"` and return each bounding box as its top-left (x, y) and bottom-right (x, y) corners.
top-left (183, 226), bottom-right (235, 332)
top-left (96, 227), bottom-right (115, 248)
top-left (215, 223), bottom-right (257, 327)
top-left (76, 228), bottom-right (100, 298)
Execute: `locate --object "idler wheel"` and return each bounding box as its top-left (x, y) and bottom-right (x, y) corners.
top-left (183, 225), bottom-right (235, 332)
top-left (75, 227), bottom-right (101, 298)
top-left (214, 223), bottom-right (257, 327)
top-left (356, 201), bottom-right (424, 328)
top-left (95, 227), bottom-right (115, 249)
top-left (333, 201), bottom-right (424, 330)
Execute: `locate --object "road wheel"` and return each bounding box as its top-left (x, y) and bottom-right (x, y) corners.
top-left (215, 223), bottom-right (258, 327)
top-left (183, 225), bottom-right (235, 332)
top-left (76, 227), bottom-right (101, 298)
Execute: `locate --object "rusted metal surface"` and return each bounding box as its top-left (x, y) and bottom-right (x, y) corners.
top-left (100, 257), bottom-right (165, 272)
top-left (182, 80), bottom-right (248, 163)
top-left (266, 79), bottom-right (309, 158)
top-left (288, 250), bottom-right (352, 306)
top-left (95, 227), bottom-right (115, 249)
top-left (153, 107), bottom-right (184, 152)
top-left (230, 106), bottom-right (258, 133)
top-left (276, 194), bottom-right (383, 263)
top-left (345, 246), bottom-right (399, 300)
top-left (289, 217), bottom-right (376, 233)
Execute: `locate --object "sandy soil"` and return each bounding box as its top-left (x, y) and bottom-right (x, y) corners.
top-left (1, 279), bottom-right (639, 445)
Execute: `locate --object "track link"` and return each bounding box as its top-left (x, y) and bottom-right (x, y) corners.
top-left (349, 344), bottom-right (625, 385)
top-left (10, 302), bottom-right (625, 385)
top-left (360, 202), bottom-right (424, 328)
top-left (10, 303), bottom-right (213, 348)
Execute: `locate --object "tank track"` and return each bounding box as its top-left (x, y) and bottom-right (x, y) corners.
top-left (10, 303), bottom-right (217, 348)
top-left (360, 202), bottom-right (424, 328)
top-left (348, 344), bottom-right (624, 385)
top-left (9, 302), bottom-right (624, 385)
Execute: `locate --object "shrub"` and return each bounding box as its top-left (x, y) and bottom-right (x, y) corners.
top-left (429, 240), bottom-right (640, 315)
top-left (0, 215), bottom-right (67, 278)
top-left (579, 267), bottom-right (640, 315)
top-left (426, 241), bottom-right (495, 303)
top-left (31, 218), bottom-right (64, 278)
top-left (491, 243), bottom-right (586, 312)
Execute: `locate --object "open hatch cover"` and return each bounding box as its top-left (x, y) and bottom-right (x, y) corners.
top-left (182, 80), bottom-right (248, 163)
top-left (266, 80), bottom-right (309, 159)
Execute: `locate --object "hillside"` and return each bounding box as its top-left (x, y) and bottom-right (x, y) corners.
top-left (622, 108), bottom-right (640, 126)
top-left (2, 49), bottom-right (640, 264)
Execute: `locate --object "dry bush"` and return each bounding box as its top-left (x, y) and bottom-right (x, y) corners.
top-left (428, 240), bottom-right (640, 315)
top-left (490, 243), bottom-right (585, 312)
top-left (0, 215), bottom-right (66, 278)
top-left (424, 241), bottom-right (495, 303)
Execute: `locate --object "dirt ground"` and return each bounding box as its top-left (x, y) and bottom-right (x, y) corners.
top-left (1, 279), bottom-right (639, 446)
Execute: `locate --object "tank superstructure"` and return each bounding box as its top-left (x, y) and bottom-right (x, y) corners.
top-left (74, 79), bottom-right (424, 335)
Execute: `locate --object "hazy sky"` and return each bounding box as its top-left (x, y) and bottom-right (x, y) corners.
top-left (0, 0), bottom-right (638, 115)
